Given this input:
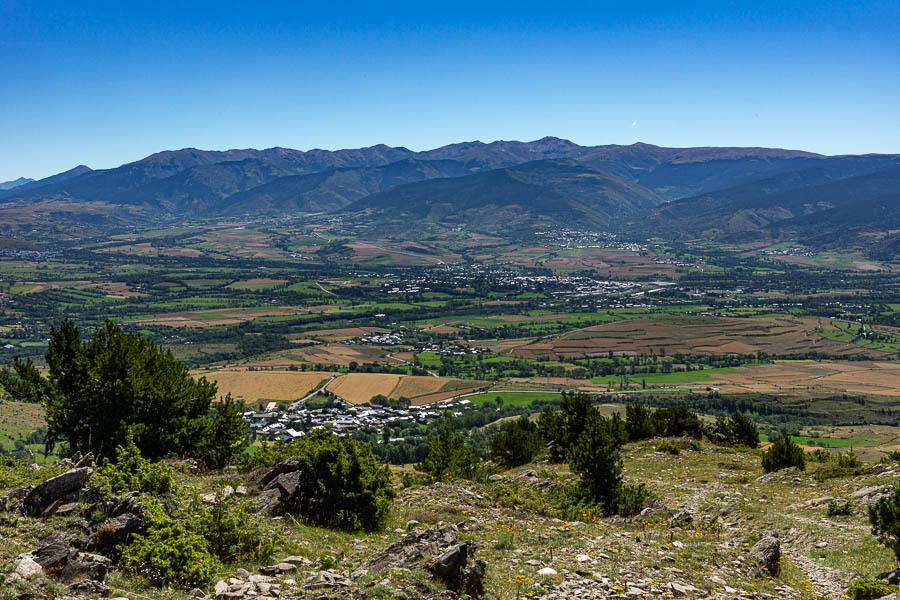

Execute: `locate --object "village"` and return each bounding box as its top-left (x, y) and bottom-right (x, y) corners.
top-left (241, 393), bottom-right (480, 443)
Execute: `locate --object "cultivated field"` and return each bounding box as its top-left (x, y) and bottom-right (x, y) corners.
top-left (326, 373), bottom-right (486, 405)
top-left (193, 370), bottom-right (333, 404)
top-left (509, 314), bottom-right (886, 359)
top-left (293, 343), bottom-right (391, 366)
top-left (133, 305), bottom-right (341, 327)
top-left (712, 360), bottom-right (900, 397)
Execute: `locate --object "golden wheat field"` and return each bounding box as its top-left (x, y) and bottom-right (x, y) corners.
top-left (193, 370), bottom-right (333, 404)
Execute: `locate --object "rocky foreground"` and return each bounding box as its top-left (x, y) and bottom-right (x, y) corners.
top-left (2, 441), bottom-right (899, 600)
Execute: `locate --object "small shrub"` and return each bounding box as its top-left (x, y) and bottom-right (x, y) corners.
top-left (810, 449), bottom-right (832, 463)
top-left (401, 471), bottom-right (428, 489)
top-left (870, 485), bottom-right (900, 561)
top-left (657, 440), bottom-right (681, 455)
top-left (195, 395), bottom-right (248, 469)
top-left (846, 577), bottom-right (895, 600)
top-left (815, 450), bottom-right (868, 481)
top-left (489, 416), bottom-right (544, 468)
top-left (283, 429), bottom-right (394, 531)
top-left (238, 430), bottom-right (397, 531)
top-left (186, 491), bottom-right (277, 564)
top-left (614, 483), bottom-right (654, 517)
top-left (93, 431), bottom-right (174, 496)
top-left (883, 450), bottom-right (900, 462)
top-left (121, 498), bottom-right (220, 588)
top-left (761, 435), bottom-right (806, 473)
top-left (657, 438), bottom-right (702, 455)
top-left (651, 406), bottom-right (704, 440)
top-left (825, 500), bottom-right (853, 517)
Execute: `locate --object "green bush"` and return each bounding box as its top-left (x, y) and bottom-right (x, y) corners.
top-left (810, 449), bottom-right (832, 463)
top-left (280, 429), bottom-right (394, 531)
top-left (614, 483), bottom-right (654, 517)
top-left (825, 500), bottom-right (853, 517)
top-left (489, 416), bottom-right (544, 468)
top-left (186, 491), bottom-right (276, 564)
top-left (761, 435), bottom-right (806, 473)
top-left (884, 450), bottom-right (900, 462)
top-left (814, 450), bottom-right (868, 481)
top-left (93, 432), bottom-right (174, 496)
top-left (121, 498), bottom-right (220, 588)
top-left (656, 438), bottom-right (701, 455)
top-left (419, 413), bottom-right (480, 482)
top-left (869, 485), bottom-right (900, 561)
top-left (846, 578), bottom-right (895, 600)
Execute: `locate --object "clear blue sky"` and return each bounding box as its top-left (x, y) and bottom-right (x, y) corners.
top-left (1, 0), bottom-right (897, 181)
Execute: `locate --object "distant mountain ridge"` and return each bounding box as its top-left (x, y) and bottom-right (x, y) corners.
top-left (0, 177), bottom-right (34, 190)
top-left (2, 138), bottom-right (897, 251)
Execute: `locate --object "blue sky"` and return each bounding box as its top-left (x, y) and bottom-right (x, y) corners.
top-left (1, 1), bottom-right (897, 181)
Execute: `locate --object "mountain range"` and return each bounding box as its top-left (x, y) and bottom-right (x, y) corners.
top-left (2, 138), bottom-right (897, 251)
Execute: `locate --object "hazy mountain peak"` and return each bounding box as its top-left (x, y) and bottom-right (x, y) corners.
top-left (0, 177), bottom-right (34, 190)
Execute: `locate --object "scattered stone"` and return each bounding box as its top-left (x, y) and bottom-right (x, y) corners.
top-left (537, 567), bottom-right (558, 576)
top-left (366, 524), bottom-right (459, 571)
top-left (22, 467), bottom-right (93, 516)
top-left (68, 579), bottom-right (110, 596)
top-left (14, 555), bottom-right (43, 579)
top-left (851, 485), bottom-right (893, 503)
top-left (428, 540), bottom-right (485, 597)
top-left (670, 509), bottom-right (693, 526)
top-left (259, 562), bottom-right (297, 576)
top-left (878, 568), bottom-right (900, 585)
top-left (748, 530), bottom-right (780, 577)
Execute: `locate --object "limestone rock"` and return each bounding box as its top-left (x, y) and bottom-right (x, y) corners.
top-left (748, 530), bottom-right (780, 577)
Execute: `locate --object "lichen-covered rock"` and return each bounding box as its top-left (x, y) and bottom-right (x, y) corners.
top-left (23, 467), bottom-right (92, 516)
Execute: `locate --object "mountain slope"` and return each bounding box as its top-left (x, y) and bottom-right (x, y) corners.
top-left (0, 177), bottom-right (33, 190)
top-left (221, 158), bottom-right (481, 215)
top-left (632, 158), bottom-right (900, 239)
top-left (0, 146), bottom-right (415, 213)
top-left (341, 160), bottom-right (662, 233)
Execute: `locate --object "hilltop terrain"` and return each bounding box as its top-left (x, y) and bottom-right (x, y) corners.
top-left (2, 138), bottom-right (896, 252)
top-left (1, 435), bottom-right (897, 600)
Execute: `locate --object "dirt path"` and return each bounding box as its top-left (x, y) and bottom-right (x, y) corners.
top-left (785, 550), bottom-right (850, 599)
